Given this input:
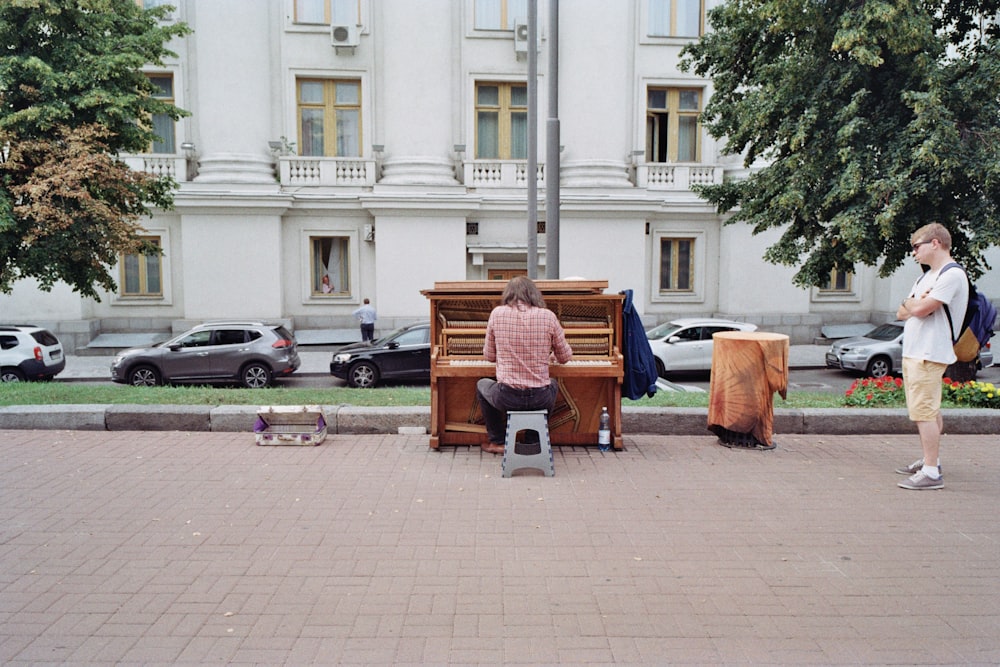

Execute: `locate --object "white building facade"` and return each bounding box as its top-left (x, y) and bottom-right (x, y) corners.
top-left (4, 0), bottom-right (994, 352)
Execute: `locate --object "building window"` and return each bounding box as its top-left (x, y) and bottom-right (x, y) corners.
top-left (488, 269), bottom-right (527, 281)
top-left (647, 0), bottom-right (703, 37)
top-left (646, 87), bottom-right (700, 163)
top-left (294, 0), bottom-right (359, 25)
top-left (120, 236), bottom-right (162, 297)
top-left (474, 0), bottom-right (527, 29)
top-left (312, 236), bottom-right (350, 295)
top-left (659, 237), bottom-right (694, 292)
top-left (819, 268), bottom-right (853, 292)
top-left (297, 79), bottom-right (361, 157)
top-left (475, 82), bottom-right (527, 159)
top-left (146, 74), bottom-right (175, 154)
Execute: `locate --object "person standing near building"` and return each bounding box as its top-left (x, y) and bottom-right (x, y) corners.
top-left (476, 276), bottom-right (574, 455)
top-left (895, 222), bottom-right (969, 490)
top-left (353, 298), bottom-right (377, 344)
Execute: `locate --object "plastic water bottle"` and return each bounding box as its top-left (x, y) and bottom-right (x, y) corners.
top-left (598, 406), bottom-right (611, 451)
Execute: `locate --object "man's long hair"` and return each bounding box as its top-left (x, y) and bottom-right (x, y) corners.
top-left (501, 276), bottom-right (546, 308)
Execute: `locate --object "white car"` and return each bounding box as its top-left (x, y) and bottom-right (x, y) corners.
top-left (0, 324), bottom-right (65, 382)
top-left (646, 318), bottom-right (758, 376)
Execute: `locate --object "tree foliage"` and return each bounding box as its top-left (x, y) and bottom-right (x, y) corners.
top-left (681, 0), bottom-right (1000, 285)
top-left (0, 0), bottom-right (189, 298)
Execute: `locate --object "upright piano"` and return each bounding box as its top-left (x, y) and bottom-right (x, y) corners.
top-left (421, 280), bottom-right (624, 450)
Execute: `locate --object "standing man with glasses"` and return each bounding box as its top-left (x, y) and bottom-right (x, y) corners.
top-left (895, 223), bottom-right (969, 490)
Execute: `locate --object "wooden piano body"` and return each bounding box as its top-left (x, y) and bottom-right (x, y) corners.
top-left (421, 280), bottom-right (624, 450)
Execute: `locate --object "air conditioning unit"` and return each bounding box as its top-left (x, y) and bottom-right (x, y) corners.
top-left (514, 20), bottom-right (528, 55)
top-left (331, 24), bottom-right (360, 48)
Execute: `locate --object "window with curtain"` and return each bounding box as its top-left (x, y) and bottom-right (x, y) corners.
top-left (297, 79), bottom-right (361, 157)
top-left (659, 237), bottom-right (694, 292)
top-left (146, 74), bottom-right (175, 154)
top-left (474, 0), bottom-right (527, 29)
top-left (647, 0), bottom-right (703, 37)
top-left (475, 82), bottom-right (527, 159)
top-left (120, 236), bottom-right (162, 297)
top-left (312, 236), bottom-right (350, 295)
top-left (294, 0), bottom-right (359, 24)
top-left (646, 87), bottom-right (700, 163)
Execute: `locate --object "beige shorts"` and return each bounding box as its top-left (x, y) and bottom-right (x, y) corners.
top-left (902, 357), bottom-right (947, 422)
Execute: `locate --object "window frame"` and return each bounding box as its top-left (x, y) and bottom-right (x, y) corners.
top-left (474, 81), bottom-right (528, 160)
top-left (646, 86), bottom-right (702, 163)
top-left (811, 267), bottom-right (862, 303)
top-left (650, 228), bottom-right (706, 304)
top-left (658, 236), bottom-right (696, 293)
top-left (642, 0), bottom-right (705, 40)
top-left (114, 230), bottom-right (172, 304)
top-left (302, 228), bottom-right (361, 303)
top-left (145, 72), bottom-right (176, 154)
top-left (296, 77), bottom-right (363, 158)
top-left (818, 268), bottom-right (853, 293)
top-left (293, 0), bottom-right (360, 25)
top-left (473, 0), bottom-right (527, 30)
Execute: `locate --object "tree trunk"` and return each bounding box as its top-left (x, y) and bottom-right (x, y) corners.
top-left (708, 332), bottom-right (790, 449)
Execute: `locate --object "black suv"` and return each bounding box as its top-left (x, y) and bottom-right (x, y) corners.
top-left (0, 325), bottom-right (66, 382)
top-left (110, 321), bottom-right (300, 388)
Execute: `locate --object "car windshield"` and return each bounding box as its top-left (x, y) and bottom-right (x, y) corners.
top-left (864, 324), bottom-right (903, 341)
top-left (374, 324), bottom-right (427, 347)
top-left (646, 322), bottom-right (684, 340)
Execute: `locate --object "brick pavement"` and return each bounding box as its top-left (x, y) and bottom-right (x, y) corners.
top-left (1, 429), bottom-right (998, 665)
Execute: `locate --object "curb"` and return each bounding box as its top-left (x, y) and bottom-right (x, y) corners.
top-left (3, 404), bottom-right (999, 436)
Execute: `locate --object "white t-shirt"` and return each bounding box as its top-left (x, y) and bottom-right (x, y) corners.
top-left (902, 264), bottom-right (969, 365)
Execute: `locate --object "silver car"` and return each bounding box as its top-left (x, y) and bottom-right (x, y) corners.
top-left (111, 321), bottom-right (300, 388)
top-left (825, 321), bottom-right (994, 378)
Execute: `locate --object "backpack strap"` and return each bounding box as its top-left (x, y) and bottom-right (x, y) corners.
top-left (938, 263), bottom-right (966, 344)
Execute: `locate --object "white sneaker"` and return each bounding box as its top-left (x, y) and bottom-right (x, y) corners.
top-left (898, 471), bottom-right (944, 490)
top-left (895, 459), bottom-right (942, 476)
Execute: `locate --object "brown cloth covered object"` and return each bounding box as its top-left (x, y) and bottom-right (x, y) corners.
top-left (707, 331), bottom-right (789, 449)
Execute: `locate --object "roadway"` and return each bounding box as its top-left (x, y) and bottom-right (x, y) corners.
top-left (54, 344), bottom-right (1000, 395)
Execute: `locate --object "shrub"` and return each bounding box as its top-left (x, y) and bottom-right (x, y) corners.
top-left (942, 378), bottom-right (1000, 408)
top-left (844, 376), bottom-right (1000, 409)
top-left (843, 376), bottom-right (905, 407)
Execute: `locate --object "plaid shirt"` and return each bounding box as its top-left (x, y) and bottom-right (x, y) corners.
top-left (483, 302), bottom-right (573, 389)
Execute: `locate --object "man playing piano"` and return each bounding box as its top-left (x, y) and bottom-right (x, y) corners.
top-left (476, 276), bottom-right (574, 454)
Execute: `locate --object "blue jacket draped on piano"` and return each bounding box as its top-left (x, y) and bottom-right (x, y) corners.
top-left (620, 289), bottom-right (658, 400)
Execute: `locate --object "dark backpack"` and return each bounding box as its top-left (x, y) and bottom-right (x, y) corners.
top-left (940, 263), bottom-right (997, 359)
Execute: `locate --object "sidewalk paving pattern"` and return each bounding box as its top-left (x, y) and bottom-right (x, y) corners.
top-left (1, 429), bottom-right (998, 665)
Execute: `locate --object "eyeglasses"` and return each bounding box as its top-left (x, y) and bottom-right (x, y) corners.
top-left (911, 240), bottom-right (933, 252)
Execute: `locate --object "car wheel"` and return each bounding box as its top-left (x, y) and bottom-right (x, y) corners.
top-left (241, 363), bottom-right (272, 388)
top-left (866, 355), bottom-right (892, 379)
top-left (348, 361), bottom-right (379, 388)
top-left (128, 365), bottom-right (161, 387)
top-left (654, 357), bottom-right (666, 378)
top-left (1, 368), bottom-right (26, 382)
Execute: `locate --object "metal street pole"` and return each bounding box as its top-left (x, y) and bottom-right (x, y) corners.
top-left (526, 0), bottom-right (538, 278)
top-left (544, 0), bottom-right (559, 279)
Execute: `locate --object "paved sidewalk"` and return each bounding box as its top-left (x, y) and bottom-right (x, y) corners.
top-left (1, 430), bottom-right (998, 665)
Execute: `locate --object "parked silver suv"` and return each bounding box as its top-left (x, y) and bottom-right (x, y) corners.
top-left (0, 324), bottom-right (66, 382)
top-left (110, 321), bottom-right (300, 388)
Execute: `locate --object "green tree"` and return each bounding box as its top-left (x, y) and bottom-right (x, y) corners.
top-left (681, 0), bottom-right (1000, 284)
top-left (0, 0), bottom-right (189, 298)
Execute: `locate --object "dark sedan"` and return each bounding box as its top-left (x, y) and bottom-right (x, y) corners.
top-left (330, 321), bottom-right (431, 388)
